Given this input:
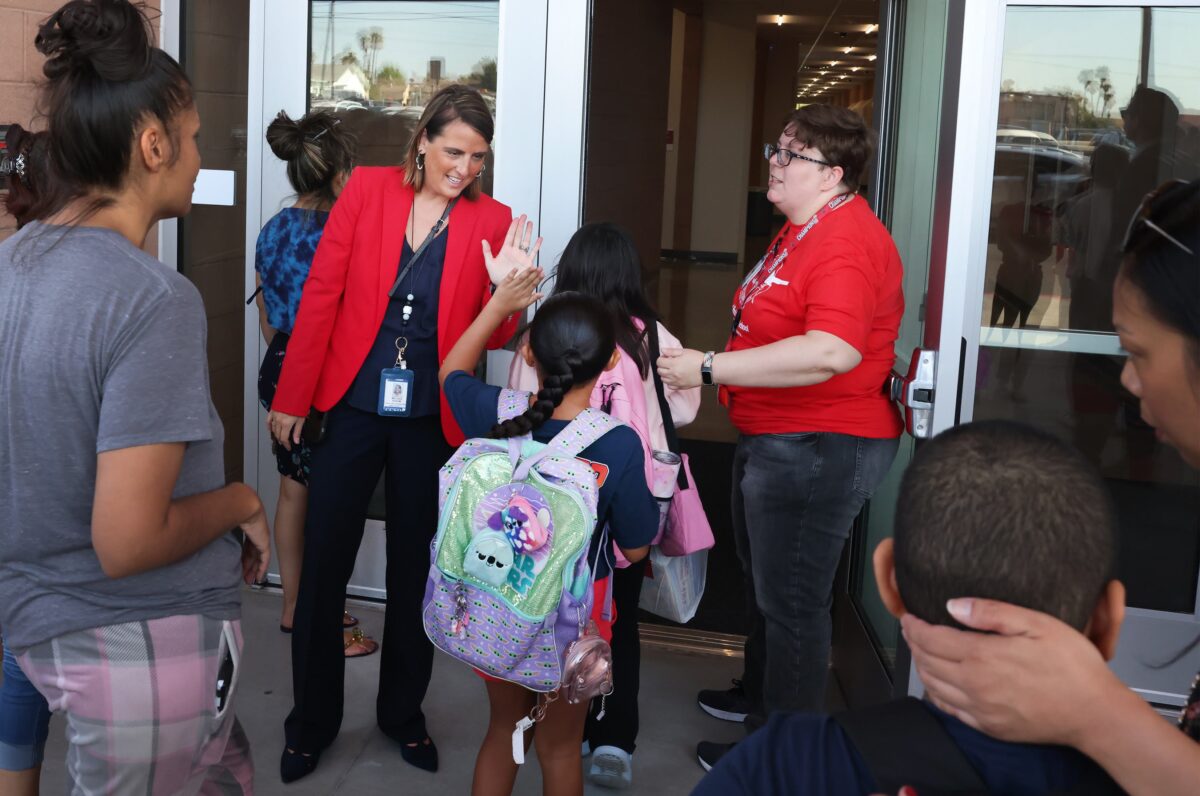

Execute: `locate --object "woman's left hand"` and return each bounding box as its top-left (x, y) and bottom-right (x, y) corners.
top-left (483, 214), bottom-right (542, 285)
top-left (658, 347), bottom-right (705, 389)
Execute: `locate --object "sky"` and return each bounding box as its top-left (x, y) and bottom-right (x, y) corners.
top-left (1001, 7), bottom-right (1200, 115)
top-left (310, 1), bottom-right (499, 81)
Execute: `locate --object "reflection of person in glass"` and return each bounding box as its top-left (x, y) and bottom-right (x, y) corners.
top-left (268, 85), bottom-right (539, 782)
top-left (657, 105), bottom-right (903, 770)
top-left (904, 180), bottom-right (1200, 796)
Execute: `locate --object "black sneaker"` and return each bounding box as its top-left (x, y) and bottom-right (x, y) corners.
top-left (697, 679), bottom-right (750, 722)
top-left (696, 740), bottom-right (736, 772)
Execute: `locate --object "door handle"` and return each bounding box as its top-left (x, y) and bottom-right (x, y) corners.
top-left (887, 348), bottom-right (936, 439)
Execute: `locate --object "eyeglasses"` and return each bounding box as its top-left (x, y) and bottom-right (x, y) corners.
top-left (763, 143), bottom-right (831, 168)
top-left (1122, 179), bottom-right (1197, 256)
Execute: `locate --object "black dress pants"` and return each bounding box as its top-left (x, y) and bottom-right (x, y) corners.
top-left (585, 559), bottom-right (646, 754)
top-left (284, 405), bottom-right (452, 753)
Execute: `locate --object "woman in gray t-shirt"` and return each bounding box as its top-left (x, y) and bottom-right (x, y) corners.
top-left (0, 2), bottom-right (269, 792)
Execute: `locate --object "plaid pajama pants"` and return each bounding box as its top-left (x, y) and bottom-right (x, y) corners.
top-left (17, 614), bottom-right (254, 795)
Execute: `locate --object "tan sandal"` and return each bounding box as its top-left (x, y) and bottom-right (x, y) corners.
top-left (343, 627), bottom-right (378, 659)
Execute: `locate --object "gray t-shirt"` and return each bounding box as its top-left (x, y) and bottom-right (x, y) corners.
top-left (0, 223), bottom-right (241, 652)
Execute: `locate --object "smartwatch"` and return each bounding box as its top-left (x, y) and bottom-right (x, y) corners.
top-left (701, 351), bottom-right (716, 386)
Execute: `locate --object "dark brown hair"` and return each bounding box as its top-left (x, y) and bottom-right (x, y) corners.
top-left (35, 0), bottom-right (193, 203)
top-left (780, 104), bottom-right (875, 192)
top-left (402, 84), bottom-right (493, 201)
top-left (266, 110), bottom-right (356, 207)
top-left (2, 125), bottom-right (61, 227)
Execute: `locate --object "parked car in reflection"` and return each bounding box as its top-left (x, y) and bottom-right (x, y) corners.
top-left (996, 127), bottom-right (1060, 147)
top-left (990, 143), bottom-right (1088, 229)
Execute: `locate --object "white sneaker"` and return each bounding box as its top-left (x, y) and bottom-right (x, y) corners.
top-left (587, 745), bottom-right (632, 790)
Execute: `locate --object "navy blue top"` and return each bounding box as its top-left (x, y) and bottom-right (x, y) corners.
top-left (443, 370), bottom-right (658, 579)
top-left (692, 700), bottom-right (1116, 796)
top-left (254, 208), bottom-right (329, 334)
top-left (346, 232), bottom-right (447, 416)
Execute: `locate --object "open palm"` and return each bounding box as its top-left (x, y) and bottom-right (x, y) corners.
top-left (483, 214), bottom-right (542, 285)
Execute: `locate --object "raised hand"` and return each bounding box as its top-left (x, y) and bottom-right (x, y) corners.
top-left (482, 214), bottom-right (542, 285)
top-left (490, 266), bottom-right (545, 316)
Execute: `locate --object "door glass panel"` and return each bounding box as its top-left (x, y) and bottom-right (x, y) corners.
top-left (179, 0), bottom-right (250, 482)
top-left (306, 1), bottom-right (500, 520)
top-left (977, 5), bottom-right (1200, 614)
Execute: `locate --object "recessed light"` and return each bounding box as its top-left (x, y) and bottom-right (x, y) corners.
top-left (775, 14), bottom-right (784, 26)
top-left (820, 70), bottom-right (828, 75)
top-left (865, 24), bottom-right (878, 34)
top-left (868, 54), bottom-right (877, 61)
top-left (843, 46), bottom-right (853, 54)
top-left (852, 66), bottom-right (860, 72)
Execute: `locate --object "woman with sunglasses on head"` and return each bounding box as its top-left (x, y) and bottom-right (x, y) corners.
top-left (267, 84), bottom-right (538, 782)
top-left (657, 104), bottom-right (904, 771)
top-left (903, 179), bottom-right (1200, 796)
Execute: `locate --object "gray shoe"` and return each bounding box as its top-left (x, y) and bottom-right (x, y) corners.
top-left (587, 746), bottom-right (633, 789)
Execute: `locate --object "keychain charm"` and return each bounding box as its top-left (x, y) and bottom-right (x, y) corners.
top-left (378, 336), bottom-right (415, 417)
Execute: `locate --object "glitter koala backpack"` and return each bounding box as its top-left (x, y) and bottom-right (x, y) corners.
top-left (423, 389), bottom-right (620, 695)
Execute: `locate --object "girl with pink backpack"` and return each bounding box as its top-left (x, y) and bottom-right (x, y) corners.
top-left (509, 223), bottom-right (701, 789)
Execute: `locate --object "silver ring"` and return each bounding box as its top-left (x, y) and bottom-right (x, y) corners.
top-left (520, 245), bottom-right (531, 254)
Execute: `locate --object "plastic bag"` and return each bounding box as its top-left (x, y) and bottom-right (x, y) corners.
top-left (639, 547), bottom-right (707, 624)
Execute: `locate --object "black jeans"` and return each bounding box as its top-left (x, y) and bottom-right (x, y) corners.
top-left (284, 405), bottom-right (452, 753)
top-left (585, 559), bottom-right (646, 754)
top-left (732, 431), bottom-right (899, 722)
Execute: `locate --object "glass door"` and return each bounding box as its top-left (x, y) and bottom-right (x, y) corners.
top-left (925, 0), bottom-right (1200, 707)
top-left (245, 0), bottom-right (575, 597)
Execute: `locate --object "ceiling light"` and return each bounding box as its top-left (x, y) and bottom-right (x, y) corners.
top-left (865, 24), bottom-right (878, 34)
top-left (852, 66), bottom-right (860, 72)
top-left (775, 14), bottom-right (784, 26)
top-left (831, 60), bottom-right (840, 66)
top-left (839, 74), bottom-right (848, 80)
top-left (843, 46), bottom-right (853, 54)
top-left (868, 54), bottom-right (877, 61)
top-left (820, 70), bottom-right (828, 75)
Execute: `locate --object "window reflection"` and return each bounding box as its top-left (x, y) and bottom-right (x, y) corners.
top-left (984, 6), bottom-right (1200, 334)
top-left (308, 1), bottom-right (499, 195)
top-left (978, 6), bottom-right (1200, 616)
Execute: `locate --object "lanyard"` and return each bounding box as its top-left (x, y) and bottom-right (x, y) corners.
top-left (388, 197), bottom-right (458, 298)
top-left (729, 192), bottom-right (854, 340)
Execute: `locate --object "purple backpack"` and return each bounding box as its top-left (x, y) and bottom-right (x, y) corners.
top-left (422, 390), bottom-right (620, 692)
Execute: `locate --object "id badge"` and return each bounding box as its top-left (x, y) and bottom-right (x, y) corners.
top-left (378, 368), bottom-right (414, 416)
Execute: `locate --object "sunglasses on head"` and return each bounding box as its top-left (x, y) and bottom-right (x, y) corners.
top-left (1121, 179), bottom-right (1197, 256)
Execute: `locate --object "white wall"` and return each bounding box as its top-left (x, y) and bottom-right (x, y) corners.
top-left (690, 2), bottom-right (755, 260)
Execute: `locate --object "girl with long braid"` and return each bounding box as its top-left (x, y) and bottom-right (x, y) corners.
top-left (438, 286), bottom-right (657, 796)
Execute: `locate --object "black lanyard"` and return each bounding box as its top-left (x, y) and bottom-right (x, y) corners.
top-left (388, 197), bottom-right (457, 298)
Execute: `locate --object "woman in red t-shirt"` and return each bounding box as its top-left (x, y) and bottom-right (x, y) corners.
top-left (658, 104), bottom-right (904, 771)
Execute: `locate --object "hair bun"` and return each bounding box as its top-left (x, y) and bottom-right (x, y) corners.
top-left (37, 0), bottom-right (152, 82)
top-left (265, 111), bottom-right (308, 162)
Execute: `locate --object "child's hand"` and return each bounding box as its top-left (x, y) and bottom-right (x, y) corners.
top-left (482, 214), bottom-right (542, 285)
top-left (490, 266), bottom-right (544, 316)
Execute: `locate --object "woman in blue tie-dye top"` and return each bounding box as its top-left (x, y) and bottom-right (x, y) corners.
top-left (253, 110), bottom-right (375, 657)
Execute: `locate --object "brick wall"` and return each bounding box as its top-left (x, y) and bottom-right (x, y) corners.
top-left (1, 0), bottom-right (160, 239)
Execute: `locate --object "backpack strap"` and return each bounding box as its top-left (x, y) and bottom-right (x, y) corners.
top-left (833, 698), bottom-right (988, 796)
top-left (646, 321), bottom-right (688, 491)
top-left (511, 409), bottom-right (620, 483)
top-left (498, 389), bottom-right (532, 422)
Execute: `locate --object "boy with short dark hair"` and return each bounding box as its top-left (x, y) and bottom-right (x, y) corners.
top-left (693, 421), bottom-right (1126, 795)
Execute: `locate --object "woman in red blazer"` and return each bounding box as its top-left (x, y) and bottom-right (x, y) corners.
top-left (268, 85), bottom-right (540, 783)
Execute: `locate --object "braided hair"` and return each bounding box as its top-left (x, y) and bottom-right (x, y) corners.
top-left (489, 292), bottom-right (616, 439)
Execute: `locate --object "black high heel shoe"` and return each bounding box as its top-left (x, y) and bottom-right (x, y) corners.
top-left (280, 747), bottom-right (320, 783)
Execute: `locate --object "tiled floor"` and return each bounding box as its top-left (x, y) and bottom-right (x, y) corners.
top-left (28, 588), bottom-right (749, 795)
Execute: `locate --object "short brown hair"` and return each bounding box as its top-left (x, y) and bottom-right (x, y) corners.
top-left (403, 84), bottom-right (494, 201)
top-left (780, 104), bottom-right (875, 192)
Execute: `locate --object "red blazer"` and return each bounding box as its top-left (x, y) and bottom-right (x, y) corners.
top-left (272, 166), bottom-right (519, 445)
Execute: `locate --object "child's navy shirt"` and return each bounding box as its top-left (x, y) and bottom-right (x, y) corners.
top-left (443, 370), bottom-right (658, 579)
top-left (692, 700), bottom-right (1117, 795)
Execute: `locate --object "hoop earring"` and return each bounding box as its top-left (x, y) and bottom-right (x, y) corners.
top-left (416, 152), bottom-right (425, 171)
top-left (479, 163), bottom-right (487, 175)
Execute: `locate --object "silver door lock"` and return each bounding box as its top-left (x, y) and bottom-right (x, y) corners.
top-left (886, 348), bottom-right (936, 439)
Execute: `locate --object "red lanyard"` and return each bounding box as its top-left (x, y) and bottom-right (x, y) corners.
top-left (730, 192), bottom-right (855, 338)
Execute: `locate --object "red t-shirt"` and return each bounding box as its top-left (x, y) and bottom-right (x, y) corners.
top-left (721, 196), bottom-right (904, 439)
